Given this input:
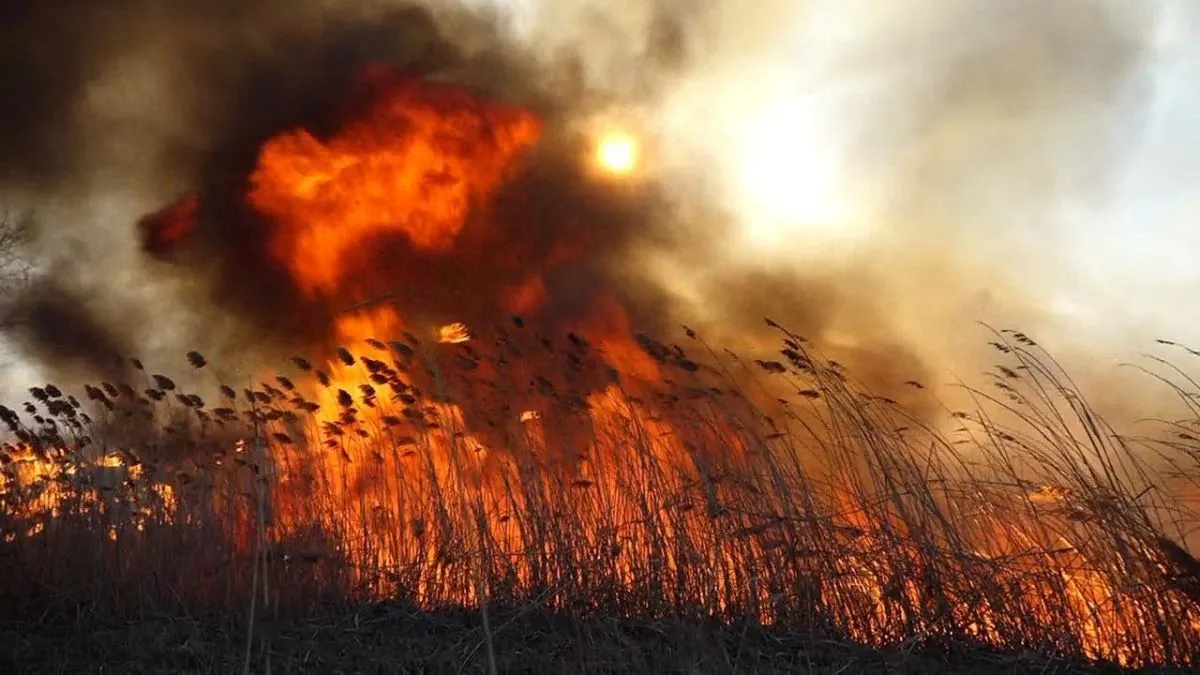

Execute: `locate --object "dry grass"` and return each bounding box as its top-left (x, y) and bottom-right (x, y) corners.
top-left (1, 321), bottom-right (1199, 672)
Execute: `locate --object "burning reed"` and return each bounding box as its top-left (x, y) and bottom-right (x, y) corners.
top-left (1, 323), bottom-right (1198, 669)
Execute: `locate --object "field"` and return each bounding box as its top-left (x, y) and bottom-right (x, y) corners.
top-left (1, 321), bottom-right (1199, 673)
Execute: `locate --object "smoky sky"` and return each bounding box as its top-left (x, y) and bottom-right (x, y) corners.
top-left (608, 0), bottom-right (1181, 422)
top-left (4, 0), bottom-right (1172, 430)
top-left (0, 0), bottom-right (942, 411)
top-left (0, 0), bottom-right (110, 191)
top-left (0, 1), bottom-right (535, 364)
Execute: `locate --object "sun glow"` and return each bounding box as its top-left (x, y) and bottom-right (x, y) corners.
top-left (731, 98), bottom-right (859, 251)
top-left (595, 131), bottom-right (640, 175)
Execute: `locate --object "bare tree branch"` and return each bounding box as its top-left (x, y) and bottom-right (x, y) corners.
top-left (0, 209), bottom-right (34, 316)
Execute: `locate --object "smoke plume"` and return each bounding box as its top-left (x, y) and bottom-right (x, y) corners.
top-left (0, 0), bottom-right (1192, 428)
top-left (548, 0), bottom-right (1186, 420)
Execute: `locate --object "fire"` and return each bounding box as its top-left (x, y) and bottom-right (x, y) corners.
top-left (217, 67), bottom-right (694, 601)
top-left (238, 67), bottom-right (666, 450)
top-left (137, 193), bottom-right (199, 258)
top-left (436, 322), bottom-right (472, 344)
top-left (5, 335), bottom-right (1200, 667)
top-left (0, 443), bottom-right (176, 543)
top-left (247, 66), bottom-right (542, 299)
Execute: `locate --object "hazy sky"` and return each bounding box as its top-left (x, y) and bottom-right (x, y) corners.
top-left (488, 0), bottom-right (1200, 385)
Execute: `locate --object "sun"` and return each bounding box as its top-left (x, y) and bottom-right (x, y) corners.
top-left (595, 131), bottom-right (640, 175)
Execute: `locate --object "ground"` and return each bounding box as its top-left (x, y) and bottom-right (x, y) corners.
top-left (0, 603), bottom-right (1184, 674)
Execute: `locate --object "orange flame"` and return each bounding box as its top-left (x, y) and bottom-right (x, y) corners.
top-left (138, 193), bottom-right (199, 258)
top-left (247, 67), bottom-right (541, 299)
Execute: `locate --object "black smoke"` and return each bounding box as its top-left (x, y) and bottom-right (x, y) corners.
top-left (0, 0), bottom-right (933, 411)
top-left (3, 280), bottom-right (129, 383)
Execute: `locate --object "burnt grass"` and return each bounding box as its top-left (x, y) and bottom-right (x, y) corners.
top-left (0, 601), bottom-right (1183, 674)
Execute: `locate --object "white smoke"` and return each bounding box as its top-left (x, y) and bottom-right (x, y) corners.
top-left (460, 0), bottom-right (1200, 415)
